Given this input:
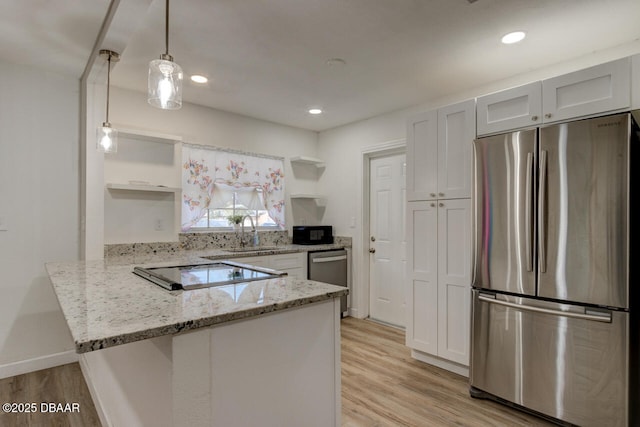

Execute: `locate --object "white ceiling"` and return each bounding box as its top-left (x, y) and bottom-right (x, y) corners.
top-left (1, 0), bottom-right (639, 131)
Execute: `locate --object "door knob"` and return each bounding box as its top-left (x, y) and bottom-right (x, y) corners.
top-left (369, 248), bottom-right (376, 253)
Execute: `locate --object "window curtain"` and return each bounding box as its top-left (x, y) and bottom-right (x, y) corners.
top-left (181, 144), bottom-right (285, 231)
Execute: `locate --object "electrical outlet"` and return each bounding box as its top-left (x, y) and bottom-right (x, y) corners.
top-left (154, 219), bottom-right (164, 231)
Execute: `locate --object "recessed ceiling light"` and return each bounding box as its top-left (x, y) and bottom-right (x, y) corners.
top-left (326, 58), bottom-right (346, 67)
top-left (501, 31), bottom-right (526, 44)
top-left (308, 108), bottom-right (323, 115)
top-left (190, 75), bottom-right (208, 84)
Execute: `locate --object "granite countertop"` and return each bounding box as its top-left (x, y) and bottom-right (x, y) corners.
top-left (46, 244), bottom-right (349, 353)
top-left (104, 243), bottom-right (348, 266)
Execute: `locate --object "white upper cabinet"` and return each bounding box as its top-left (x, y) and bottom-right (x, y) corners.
top-left (476, 82), bottom-right (542, 136)
top-left (406, 110), bottom-right (438, 201)
top-left (632, 54), bottom-right (640, 110)
top-left (407, 99), bottom-right (475, 201)
top-left (542, 57), bottom-right (630, 124)
top-left (477, 57), bottom-right (632, 136)
top-left (437, 100), bottom-right (476, 200)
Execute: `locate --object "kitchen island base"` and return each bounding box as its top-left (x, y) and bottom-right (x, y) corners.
top-left (80, 298), bottom-right (341, 427)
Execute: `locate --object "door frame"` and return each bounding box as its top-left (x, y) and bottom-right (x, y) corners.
top-left (359, 139), bottom-right (406, 320)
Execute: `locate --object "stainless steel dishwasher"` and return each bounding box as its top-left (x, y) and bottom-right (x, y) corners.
top-left (308, 249), bottom-right (348, 315)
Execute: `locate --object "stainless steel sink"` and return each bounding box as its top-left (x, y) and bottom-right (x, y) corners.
top-left (224, 246), bottom-right (280, 253)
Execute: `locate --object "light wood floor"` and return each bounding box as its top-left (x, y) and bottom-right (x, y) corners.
top-left (341, 317), bottom-right (554, 427)
top-left (0, 317), bottom-right (555, 427)
top-left (0, 362), bottom-right (99, 427)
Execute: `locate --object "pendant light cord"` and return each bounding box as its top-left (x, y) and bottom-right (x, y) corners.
top-left (165, 0), bottom-right (170, 56)
top-left (106, 54), bottom-right (111, 123)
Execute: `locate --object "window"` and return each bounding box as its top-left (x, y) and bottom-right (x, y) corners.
top-left (181, 144), bottom-right (285, 232)
top-left (193, 192), bottom-right (277, 229)
top-left (195, 209), bottom-right (276, 229)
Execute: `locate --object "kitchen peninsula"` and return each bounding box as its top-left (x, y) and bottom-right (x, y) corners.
top-left (46, 246), bottom-right (348, 427)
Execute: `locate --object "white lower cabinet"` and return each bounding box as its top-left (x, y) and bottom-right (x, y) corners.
top-left (229, 252), bottom-right (306, 279)
top-left (269, 252), bottom-right (306, 279)
top-left (406, 201), bottom-right (438, 355)
top-left (227, 255), bottom-right (270, 268)
top-left (406, 199), bottom-right (471, 370)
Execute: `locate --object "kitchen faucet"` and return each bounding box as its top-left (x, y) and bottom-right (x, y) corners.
top-left (240, 214), bottom-right (259, 247)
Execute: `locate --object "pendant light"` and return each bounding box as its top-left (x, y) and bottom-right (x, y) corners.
top-left (97, 49), bottom-right (120, 153)
top-left (148, 0), bottom-right (183, 110)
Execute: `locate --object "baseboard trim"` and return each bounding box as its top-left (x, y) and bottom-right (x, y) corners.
top-left (410, 349), bottom-right (469, 377)
top-left (0, 350), bottom-right (78, 380)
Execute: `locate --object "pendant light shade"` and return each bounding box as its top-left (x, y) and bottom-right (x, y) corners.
top-left (97, 123), bottom-right (118, 153)
top-left (148, 55), bottom-right (183, 110)
top-left (148, 0), bottom-right (182, 110)
top-left (97, 49), bottom-right (120, 153)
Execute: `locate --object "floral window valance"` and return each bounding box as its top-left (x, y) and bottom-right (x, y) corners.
top-left (181, 144), bottom-right (285, 231)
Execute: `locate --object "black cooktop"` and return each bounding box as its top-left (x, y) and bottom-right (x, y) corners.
top-left (133, 261), bottom-right (285, 291)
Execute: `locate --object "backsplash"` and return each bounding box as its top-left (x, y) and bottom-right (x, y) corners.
top-left (104, 231), bottom-right (351, 259)
top-left (180, 230), bottom-right (290, 251)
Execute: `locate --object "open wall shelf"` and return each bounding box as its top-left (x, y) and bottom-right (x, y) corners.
top-left (290, 156), bottom-right (325, 168)
top-left (106, 183), bottom-right (181, 193)
top-left (290, 194), bottom-right (325, 200)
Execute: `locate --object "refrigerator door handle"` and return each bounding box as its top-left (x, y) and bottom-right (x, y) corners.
top-left (538, 150), bottom-right (547, 273)
top-left (477, 294), bottom-right (612, 323)
top-left (525, 152), bottom-right (534, 272)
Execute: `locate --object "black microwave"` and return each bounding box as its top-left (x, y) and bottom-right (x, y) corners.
top-left (292, 225), bottom-right (334, 245)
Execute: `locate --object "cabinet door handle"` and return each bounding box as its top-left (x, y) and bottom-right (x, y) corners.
top-left (430, 193), bottom-right (436, 197)
top-left (438, 192), bottom-right (444, 197)
top-left (439, 202), bottom-right (444, 207)
top-left (312, 255), bottom-right (348, 263)
top-left (369, 248), bottom-right (376, 254)
top-left (531, 115), bottom-right (538, 121)
top-left (544, 113), bottom-right (552, 119)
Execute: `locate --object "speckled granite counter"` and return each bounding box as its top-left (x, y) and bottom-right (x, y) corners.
top-left (46, 246), bottom-right (349, 353)
top-left (103, 242), bottom-right (349, 265)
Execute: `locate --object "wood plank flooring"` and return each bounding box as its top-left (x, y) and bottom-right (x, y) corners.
top-left (0, 317), bottom-right (555, 427)
top-left (0, 362), bottom-right (100, 427)
top-left (341, 317), bottom-right (554, 426)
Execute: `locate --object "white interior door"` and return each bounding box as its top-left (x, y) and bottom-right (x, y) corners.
top-left (369, 153), bottom-right (406, 327)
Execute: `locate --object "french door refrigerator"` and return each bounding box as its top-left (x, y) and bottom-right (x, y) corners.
top-left (470, 111), bottom-right (639, 426)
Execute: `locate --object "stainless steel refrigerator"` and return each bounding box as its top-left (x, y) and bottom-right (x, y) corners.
top-left (470, 111), bottom-right (639, 426)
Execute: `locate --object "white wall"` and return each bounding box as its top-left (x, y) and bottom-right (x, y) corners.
top-left (97, 86), bottom-right (320, 245)
top-left (318, 41), bottom-right (640, 319)
top-left (0, 60), bottom-right (78, 374)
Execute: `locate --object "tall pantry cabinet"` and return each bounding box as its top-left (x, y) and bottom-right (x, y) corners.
top-left (405, 99), bottom-right (474, 375)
